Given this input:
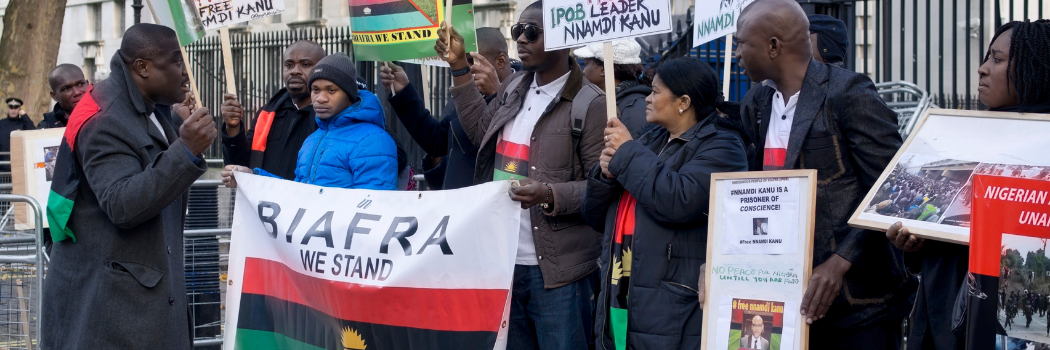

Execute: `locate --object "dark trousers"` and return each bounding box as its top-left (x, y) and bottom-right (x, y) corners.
top-left (810, 320), bottom-right (903, 350)
top-left (508, 264), bottom-right (596, 350)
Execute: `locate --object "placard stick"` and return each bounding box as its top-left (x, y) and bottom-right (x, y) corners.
top-left (445, 0), bottom-right (453, 57)
top-left (603, 42), bottom-right (616, 121)
top-left (722, 34), bottom-right (733, 98)
top-left (384, 62), bottom-right (396, 97)
top-left (219, 27), bottom-right (238, 95)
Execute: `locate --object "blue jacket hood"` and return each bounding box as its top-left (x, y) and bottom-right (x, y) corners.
top-left (316, 90), bottom-right (385, 130)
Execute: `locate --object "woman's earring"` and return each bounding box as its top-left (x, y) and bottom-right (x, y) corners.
top-left (678, 109), bottom-right (684, 114)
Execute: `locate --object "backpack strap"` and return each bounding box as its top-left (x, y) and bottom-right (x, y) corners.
top-left (569, 84), bottom-right (602, 179)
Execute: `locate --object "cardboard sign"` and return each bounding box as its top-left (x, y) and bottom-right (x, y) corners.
top-left (702, 170), bottom-right (816, 350)
top-left (349, 0), bottom-right (477, 62)
top-left (542, 0), bottom-right (672, 51)
top-left (692, 0), bottom-right (754, 46)
top-left (195, 0), bottom-right (285, 30)
top-left (10, 128), bottom-right (65, 230)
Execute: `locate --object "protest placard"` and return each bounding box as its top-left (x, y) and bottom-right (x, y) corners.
top-left (224, 175), bottom-right (521, 349)
top-left (849, 109), bottom-right (1050, 244)
top-left (693, 0), bottom-right (754, 47)
top-left (349, 0), bottom-right (477, 63)
top-left (964, 175), bottom-right (1050, 349)
top-left (541, 0), bottom-right (672, 51)
top-left (702, 170), bottom-right (816, 350)
top-left (9, 128), bottom-right (64, 230)
top-left (195, 0), bottom-right (285, 30)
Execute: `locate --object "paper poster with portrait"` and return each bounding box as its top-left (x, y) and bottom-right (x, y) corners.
top-left (10, 128), bottom-right (65, 229)
top-left (702, 170), bottom-right (816, 350)
top-left (849, 109), bottom-right (1050, 244)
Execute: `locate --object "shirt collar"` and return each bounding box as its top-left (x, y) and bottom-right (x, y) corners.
top-left (530, 71), bottom-right (570, 98)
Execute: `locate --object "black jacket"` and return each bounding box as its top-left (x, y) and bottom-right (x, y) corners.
top-left (42, 50), bottom-right (205, 349)
top-left (739, 60), bottom-right (915, 330)
top-left (582, 114), bottom-right (748, 349)
top-left (0, 114), bottom-right (35, 171)
top-left (221, 88), bottom-right (316, 180)
top-left (39, 103), bottom-right (69, 129)
top-left (615, 82), bottom-right (654, 138)
top-left (388, 83), bottom-right (478, 190)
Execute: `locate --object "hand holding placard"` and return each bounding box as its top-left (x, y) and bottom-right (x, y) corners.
top-left (435, 22), bottom-right (468, 69)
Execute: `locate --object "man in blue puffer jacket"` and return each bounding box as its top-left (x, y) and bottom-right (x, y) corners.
top-left (222, 53), bottom-right (398, 190)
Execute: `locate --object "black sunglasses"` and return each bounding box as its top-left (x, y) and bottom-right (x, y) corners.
top-left (511, 23), bottom-right (542, 43)
top-left (7, 104), bottom-right (19, 109)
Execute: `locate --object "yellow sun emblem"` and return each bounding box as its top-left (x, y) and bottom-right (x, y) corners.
top-left (504, 160), bottom-right (519, 173)
top-left (611, 248), bottom-right (633, 285)
top-left (341, 326), bottom-right (367, 350)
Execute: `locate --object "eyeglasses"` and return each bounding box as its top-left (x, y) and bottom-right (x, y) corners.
top-left (511, 23), bottom-right (542, 43)
top-left (7, 104), bottom-right (19, 109)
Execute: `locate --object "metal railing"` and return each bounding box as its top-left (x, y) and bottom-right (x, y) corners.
top-left (0, 195), bottom-right (44, 350)
top-left (875, 81), bottom-right (936, 139)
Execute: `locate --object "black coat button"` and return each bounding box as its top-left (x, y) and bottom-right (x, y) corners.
top-left (169, 297), bottom-right (175, 305)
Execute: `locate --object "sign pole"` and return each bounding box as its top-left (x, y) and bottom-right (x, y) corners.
top-left (603, 42), bottom-right (616, 121)
top-left (722, 34), bottom-right (733, 99)
top-left (219, 27), bottom-right (237, 95)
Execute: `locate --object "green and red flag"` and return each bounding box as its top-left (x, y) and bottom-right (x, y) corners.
top-left (46, 87), bottom-right (101, 242)
top-left (349, 0), bottom-right (477, 62)
top-left (146, 0), bottom-right (206, 46)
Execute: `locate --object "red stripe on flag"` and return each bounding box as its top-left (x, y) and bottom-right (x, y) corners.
top-left (64, 85), bottom-right (100, 150)
top-left (496, 140), bottom-right (530, 162)
top-left (251, 111), bottom-right (276, 152)
top-left (241, 257), bottom-right (509, 332)
top-left (613, 193), bottom-right (637, 244)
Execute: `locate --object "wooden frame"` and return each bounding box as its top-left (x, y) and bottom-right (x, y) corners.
top-left (10, 128), bottom-right (65, 230)
top-left (848, 108), bottom-right (1050, 244)
top-left (701, 169), bottom-right (816, 350)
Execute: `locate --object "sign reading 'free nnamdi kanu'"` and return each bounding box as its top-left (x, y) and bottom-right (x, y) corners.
top-left (543, 0), bottom-right (672, 51)
top-left (223, 174), bottom-right (522, 349)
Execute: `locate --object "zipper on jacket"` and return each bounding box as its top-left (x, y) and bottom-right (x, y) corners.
top-left (666, 281), bottom-right (700, 294)
top-left (306, 129), bottom-right (329, 182)
top-left (310, 148), bottom-right (328, 183)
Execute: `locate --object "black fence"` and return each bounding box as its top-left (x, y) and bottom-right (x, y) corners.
top-left (184, 27), bottom-right (427, 161)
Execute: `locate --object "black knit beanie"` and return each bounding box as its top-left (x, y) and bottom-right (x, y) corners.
top-left (308, 53), bottom-right (360, 103)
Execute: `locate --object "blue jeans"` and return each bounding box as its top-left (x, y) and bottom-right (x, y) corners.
top-left (508, 265), bottom-right (596, 350)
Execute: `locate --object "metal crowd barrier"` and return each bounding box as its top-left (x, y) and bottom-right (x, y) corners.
top-left (875, 80), bottom-right (936, 140)
top-left (0, 195), bottom-right (44, 350)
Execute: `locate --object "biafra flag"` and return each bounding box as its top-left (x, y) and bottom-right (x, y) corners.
top-left (348, 0), bottom-right (477, 62)
top-left (46, 87), bottom-right (101, 242)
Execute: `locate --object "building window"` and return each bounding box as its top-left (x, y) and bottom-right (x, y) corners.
top-left (271, 13), bottom-right (282, 23)
top-left (114, 0), bottom-right (126, 37)
top-left (90, 3), bottom-right (102, 40)
top-left (85, 58), bottom-right (97, 83)
top-left (309, 0), bottom-right (323, 19)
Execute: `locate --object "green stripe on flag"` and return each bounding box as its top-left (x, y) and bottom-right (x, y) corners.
top-left (235, 329), bottom-right (325, 350)
top-left (493, 169), bottom-right (523, 181)
top-left (610, 307), bottom-right (628, 350)
top-left (165, 0), bottom-right (204, 46)
top-left (46, 190), bottom-right (76, 243)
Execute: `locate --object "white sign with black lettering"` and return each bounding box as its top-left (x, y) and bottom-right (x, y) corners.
top-left (721, 177), bottom-right (800, 255)
top-left (542, 0), bottom-right (672, 51)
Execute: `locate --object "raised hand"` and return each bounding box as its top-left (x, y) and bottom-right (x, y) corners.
top-left (221, 93), bottom-right (244, 137)
top-left (434, 22), bottom-right (467, 69)
top-left (379, 62), bottom-right (410, 94)
top-left (179, 107), bottom-right (217, 157)
top-left (469, 52), bottom-right (500, 96)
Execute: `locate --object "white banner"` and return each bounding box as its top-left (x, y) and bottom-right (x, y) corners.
top-left (692, 0), bottom-right (755, 47)
top-left (224, 174), bottom-right (521, 349)
top-left (542, 0), bottom-right (672, 51)
top-left (195, 0), bottom-right (285, 30)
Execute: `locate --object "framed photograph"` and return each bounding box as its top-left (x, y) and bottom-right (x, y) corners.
top-left (701, 170), bottom-right (816, 350)
top-left (849, 109), bottom-right (1050, 244)
top-left (10, 128), bottom-right (65, 230)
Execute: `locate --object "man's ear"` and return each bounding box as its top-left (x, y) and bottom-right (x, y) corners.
top-left (496, 53), bottom-right (508, 70)
top-left (133, 59), bottom-right (151, 79)
top-left (49, 91), bottom-right (57, 100)
top-left (769, 37), bottom-right (780, 59)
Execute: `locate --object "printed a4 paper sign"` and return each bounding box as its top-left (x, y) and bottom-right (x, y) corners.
top-left (722, 177), bottom-right (800, 255)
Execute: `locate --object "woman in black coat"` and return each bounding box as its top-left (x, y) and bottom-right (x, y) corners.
top-left (582, 57), bottom-right (749, 350)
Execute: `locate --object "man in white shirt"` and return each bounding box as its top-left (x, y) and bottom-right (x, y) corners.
top-left (435, 1), bottom-right (608, 349)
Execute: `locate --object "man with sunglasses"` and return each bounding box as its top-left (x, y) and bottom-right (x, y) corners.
top-left (1, 98), bottom-right (36, 171)
top-left (435, 1), bottom-right (607, 348)
top-left (39, 64), bottom-right (91, 129)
